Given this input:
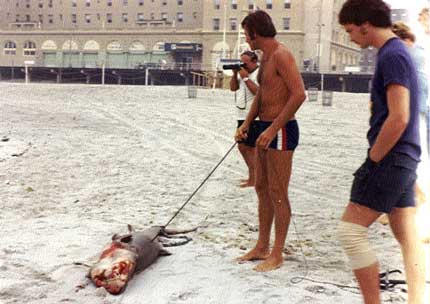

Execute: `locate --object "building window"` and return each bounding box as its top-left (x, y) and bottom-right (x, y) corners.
top-left (266, 0), bottom-right (272, 9)
top-left (214, 0), bottom-right (220, 9)
top-left (107, 0), bottom-right (112, 7)
top-left (284, 0), bottom-right (291, 9)
top-left (248, 0), bottom-right (255, 10)
top-left (151, 12), bottom-right (155, 19)
top-left (23, 41), bottom-right (36, 56)
top-left (123, 0), bottom-right (128, 5)
top-left (59, 14), bottom-right (63, 22)
top-left (86, 0), bottom-right (91, 7)
top-left (213, 18), bottom-right (220, 31)
top-left (26, 14), bottom-right (30, 22)
top-left (107, 13), bottom-right (112, 23)
top-left (72, 14), bottom-right (77, 23)
top-left (122, 13), bottom-right (128, 22)
top-left (85, 14), bottom-right (91, 23)
top-left (139, 0), bottom-right (144, 5)
top-left (4, 41), bottom-right (17, 55)
top-left (177, 12), bottom-right (183, 22)
top-left (38, 2), bottom-right (43, 8)
top-left (193, 12), bottom-right (197, 19)
top-left (177, 0), bottom-right (183, 5)
top-left (48, 14), bottom-right (53, 23)
top-left (48, 0), bottom-right (53, 8)
top-left (15, 14), bottom-right (20, 22)
top-left (162, 0), bottom-right (167, 5)
top-left (230, 18), bottom-right (237, 31)
top-left (137, 13), bottom-right (144, 21)
top-left (231, 0), bottom-right (237, 9)
top-left (283, 17), bottom-right (290, 30)
top-left (72, 0), bottom-right (77, 7)
top-left (38, 14), bottom-right (43, 23)
top-left (161, 12), bottom-right (167, 20)
top-left (26, 0), bottom-right (30, 8)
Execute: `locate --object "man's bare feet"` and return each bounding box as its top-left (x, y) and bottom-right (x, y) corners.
top-left (236, 247), bottom-right (270, 263)
top-left (377, 214), bottom-right (389, 225)
top-left (253, 252), bottom-right (283, 272)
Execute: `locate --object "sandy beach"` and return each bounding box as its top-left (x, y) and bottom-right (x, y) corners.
top-left (0, 83), bottom-right (427, 303)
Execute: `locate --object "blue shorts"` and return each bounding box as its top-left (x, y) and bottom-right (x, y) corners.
top-left (237, 120), bottom-right (258, 147)
top-left (245, 120), bottom-right (299, 150)
top-left (350, 152), bottom-right (418, 213)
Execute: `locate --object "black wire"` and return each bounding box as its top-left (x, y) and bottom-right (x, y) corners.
top-left (161, 141), bottom-right (238, 229)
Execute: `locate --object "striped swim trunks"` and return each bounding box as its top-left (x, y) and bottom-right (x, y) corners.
top-left (248, 120), bottom-right (299, 151)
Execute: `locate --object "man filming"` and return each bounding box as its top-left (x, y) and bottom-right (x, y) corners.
top-left (229, 50), bottom-right (260, 187)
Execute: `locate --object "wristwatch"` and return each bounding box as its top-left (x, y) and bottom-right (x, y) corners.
top-left (242, 77), bottom-right (249, 82)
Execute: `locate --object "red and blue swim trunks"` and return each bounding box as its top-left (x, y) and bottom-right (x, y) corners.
top-left (245, 120), bottom-right (299, 151)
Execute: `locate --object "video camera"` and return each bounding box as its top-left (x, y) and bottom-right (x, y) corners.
top-left (222, 62), bottom-right (246, 70)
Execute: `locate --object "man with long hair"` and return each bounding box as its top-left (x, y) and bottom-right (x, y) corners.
top-left (338, 1), bottom-right (426, 303)
top-left (235, 10), bottom-right (306, 272)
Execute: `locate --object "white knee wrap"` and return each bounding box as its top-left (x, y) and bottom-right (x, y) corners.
top-left (337, 221), bottom-right (377, 270)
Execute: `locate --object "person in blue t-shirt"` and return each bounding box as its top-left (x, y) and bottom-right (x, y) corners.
top-left (338, 1), bottom-right (426, 303)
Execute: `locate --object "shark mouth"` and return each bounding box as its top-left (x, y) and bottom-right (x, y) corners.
top-left (92, 259), bottom-right (136, 295)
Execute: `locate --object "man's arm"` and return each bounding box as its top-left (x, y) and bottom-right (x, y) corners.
top-left (230, 70), bottom-right (239, 91)
top-left (256, 49), bottom-right (306, 149)
top-left (369, 84), bottom-right (410, 162)
top-left (239, 69), bottom-right (259, 95)
top-left (235, 89), bottom-right (261, 141)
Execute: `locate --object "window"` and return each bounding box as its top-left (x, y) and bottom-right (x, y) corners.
top-left (151, 12), bottom-right (154, 19)
top-left (4, 41), bottom-right (17, 55)
top-left (48, 14), bottom-right (53, 23)
top-left (122, 13), bottom-right (128, 22)
top-left (86, 0), bottom-right (91, 7)
top-left (26, 0), bottom-right (30, 8)
top-left (123, 0), bottom-right (128, 5)
top-left (214, 0), bottom-right (220, 9)
top-left (139, 0), bottom-right (144, 5)
top-left (48, 0), bottom-right (53, 8)
top-left (266, 0), bottom-right (272, 9)
top-left (284, 0), bottom-right (291, 9)
top-left (193, 12), bottom-right (197, 19)
top-left (177, 12), bottom-right (183, 22)
top-left (59, 14), bottom-right (63, 22)
top-left (248, 0), bottom-right (255, 9)
top-left (72, 0), bottom-right (77, 7)
top-left (162, 0), bottom-right (167, 5)
top-left (15, 14), bottom-right (20, 22)
top-left (107, 13), bottom-right (112, 23)
top-left (177, 0), bottom-right (183, 5)
top-left (230, 18), bottom-right (237, 31)
top-left (26, 14), bottom-right (30, 21)
top-left (85, 14), bottom-right (91, 23)
top-left (38, 2), bottom-right (43, 8)
top-left (23, 41), bottom-right (36, 56)
top-left (283, 17), bottom-right (290, 30)
top-left (213, 18), bottom-right (220, 31)
top-left (38, 14), bottom-right (43, 23)
top-left (137, 13), bottom-right (144, 21)
top-left (231, 0), bottom-right (237, 9)
top-left (107, 0), bottom-right (112, 7)
top-left (161, 12), bottom-right (167, 20)
top-left (72, 14), bottom-right (77, 23)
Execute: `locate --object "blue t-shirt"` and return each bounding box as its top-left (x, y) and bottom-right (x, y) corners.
top-left (369, 37), bottom-right (421, 161)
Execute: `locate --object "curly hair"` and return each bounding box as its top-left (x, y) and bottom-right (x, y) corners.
top-left (339, 0), bottom-right (392, 28)
top-left (392, 22), bottom-right (416, 42)
top-left (241, 10), bottom-right (277, 39)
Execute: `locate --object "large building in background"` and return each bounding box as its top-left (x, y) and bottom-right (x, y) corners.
top-left (0, 0), bottom-right (360, 73)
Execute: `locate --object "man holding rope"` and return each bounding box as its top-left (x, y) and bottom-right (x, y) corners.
top-left (235, 10), bottom-right (306, 272)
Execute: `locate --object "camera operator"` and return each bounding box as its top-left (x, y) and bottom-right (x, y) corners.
top-left (229, 50), bottom-right (259, 187)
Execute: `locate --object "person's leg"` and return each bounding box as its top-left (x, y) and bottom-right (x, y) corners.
top-left (237, 147), bottom-right (273, 262)
top-left (254, 149), bottom-right (293, 272)
top-left (238, 144), bottom-right (256, 187)
top-left (388, 207), bottom-right (426, 304)
top-left (338, 203), bottom-right (382, 304)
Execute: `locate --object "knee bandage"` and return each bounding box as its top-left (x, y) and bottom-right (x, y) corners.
top-left (337, 221), bottom-right (377, 270)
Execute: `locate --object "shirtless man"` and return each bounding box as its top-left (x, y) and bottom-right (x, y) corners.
top-left (235, 10), bottom-right (306, 272)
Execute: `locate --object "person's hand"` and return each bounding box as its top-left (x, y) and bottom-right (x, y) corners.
top-left (256, 126), bottom-right (277, 150)
top-left (235, 124), bottom-right (248, 142)
top-left (239, 68), bottom-right (249, 79)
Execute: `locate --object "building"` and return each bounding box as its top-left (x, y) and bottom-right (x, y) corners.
top-left (0, 0), bottom-right (360, 73)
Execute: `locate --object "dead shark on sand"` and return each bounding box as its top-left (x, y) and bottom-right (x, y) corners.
top-left (76, 225), bottom-right (197, 295)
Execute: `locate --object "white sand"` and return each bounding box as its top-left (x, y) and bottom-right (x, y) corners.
top-left (0, 83), bottom-right (425, 303)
